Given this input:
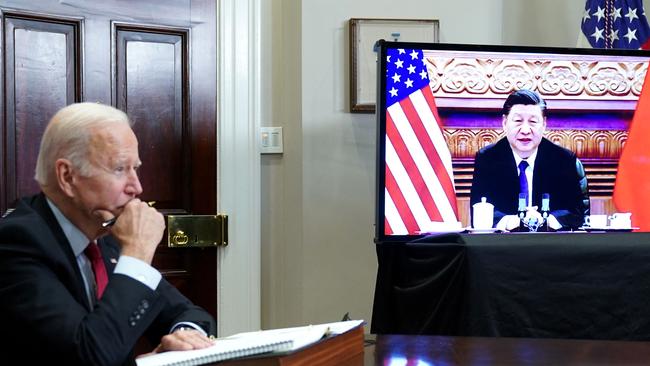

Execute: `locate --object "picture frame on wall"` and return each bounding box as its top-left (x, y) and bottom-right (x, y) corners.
top-left (349, 18), bottom-right (439, 113)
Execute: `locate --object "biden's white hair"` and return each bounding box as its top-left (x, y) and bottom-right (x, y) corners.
top-left (34, 102), bottom-right (132, 187)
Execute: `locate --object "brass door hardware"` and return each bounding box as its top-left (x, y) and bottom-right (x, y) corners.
top-left (167, 214), bottom-right (228, 247)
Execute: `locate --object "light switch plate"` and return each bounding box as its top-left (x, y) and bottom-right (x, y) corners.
top-left (261, 127), bottom-right (283, 154)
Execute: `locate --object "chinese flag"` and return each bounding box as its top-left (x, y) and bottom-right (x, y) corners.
top-left (613, 63), bottom-right (650, 231)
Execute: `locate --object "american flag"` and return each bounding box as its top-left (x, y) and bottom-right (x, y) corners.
top-left (581, 0), bottom-right (650, 49)
top-left (384, 48), bottom-right (458, 235)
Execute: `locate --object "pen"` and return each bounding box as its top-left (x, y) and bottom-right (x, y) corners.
top-left (101, 217), bottom-right (118, 228)
top-left (101, 201), bottom-right (156, 228)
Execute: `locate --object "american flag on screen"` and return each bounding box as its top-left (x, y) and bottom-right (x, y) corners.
top-left (384, 48), bottom-right (458, 235)
top-left (580, 0), bottom-right (650, 49)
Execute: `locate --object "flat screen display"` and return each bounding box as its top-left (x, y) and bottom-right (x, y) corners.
top-left (375, 41), bottom-right (650, 243)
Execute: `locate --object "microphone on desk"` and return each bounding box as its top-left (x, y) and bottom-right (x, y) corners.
top-left (541, 193), bottom-right (550, 217)
top-left (517, 193), bottom-right (528, 231)
top-left (518, 193), bottom-right (527, 219)
top-left (541, 193), bottom-right (550, 231)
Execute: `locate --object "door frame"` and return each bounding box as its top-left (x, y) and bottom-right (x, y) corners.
top-left (216, 0), bottom-right (263, 336)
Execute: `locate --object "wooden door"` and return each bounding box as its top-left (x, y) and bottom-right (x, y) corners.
top-left (0, 0), bottom-right (218, 320)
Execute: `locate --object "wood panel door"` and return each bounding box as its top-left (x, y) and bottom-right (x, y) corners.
top-left (1, 1), bottom-right (218, 320)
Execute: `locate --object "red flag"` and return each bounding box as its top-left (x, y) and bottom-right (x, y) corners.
top-left (613, 63), bottom-right (650, 230)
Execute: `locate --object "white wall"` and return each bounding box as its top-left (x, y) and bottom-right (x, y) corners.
top-left (261, 0), bottom-right (304, 329)
top-left (503, 0), bottom-right (650, 47)
top-left (262, 0), bottom-right (590, 330)
top-left (502, 0), bottom-right (584, 47)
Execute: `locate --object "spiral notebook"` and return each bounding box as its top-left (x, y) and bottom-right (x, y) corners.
top-left (135, 322), bottom-right (345, 366)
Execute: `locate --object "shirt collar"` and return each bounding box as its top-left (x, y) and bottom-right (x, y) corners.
top-left (45, 197), bottom-right (92, 257)
top-left (511, 146), bottom-right (539, 171)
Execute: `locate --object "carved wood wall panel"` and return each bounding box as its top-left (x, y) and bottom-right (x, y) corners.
top-left (443, 128), bottom-right (628, 159)
top-left (114, 24), bottom-right (190, 214)
top-left (1, 12), bottom-right (81, 211)
top-left (424, 50), bottom-right (647, 110)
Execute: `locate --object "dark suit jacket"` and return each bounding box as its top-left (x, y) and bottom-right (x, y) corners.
top-left (0, 193), bottom-right (216, 366)
top-left (470, 138), bottom-right (589, 229)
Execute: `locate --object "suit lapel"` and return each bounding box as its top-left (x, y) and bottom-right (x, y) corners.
top-left (496, 139), bottom-right (519, 192)
top-left (97, 236), bottom-right (119, 274)
top-left (531, 139), bottom-right (549, 206)
top-left (30, 193), bottom-right (94, 311)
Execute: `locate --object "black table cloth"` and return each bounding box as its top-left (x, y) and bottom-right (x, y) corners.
top-left (371, 232), bottom-right (650, 340)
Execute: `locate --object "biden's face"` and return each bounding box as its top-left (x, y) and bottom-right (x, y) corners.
top-left (68, 123), bottom-right (143, 230)
top-left (502, 104), bottom-right (546, 159)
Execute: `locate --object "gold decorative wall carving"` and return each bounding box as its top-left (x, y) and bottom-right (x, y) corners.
top-left (443, 128), bottom-right (628, 159)
top-left (424, 50), bottom-right (647, 103)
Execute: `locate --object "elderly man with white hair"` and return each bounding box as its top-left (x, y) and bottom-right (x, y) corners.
top-left (0, 103), bottom-right (215, 366)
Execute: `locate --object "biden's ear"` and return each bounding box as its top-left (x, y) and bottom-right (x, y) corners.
top-left (54, 158), bottom-right (77, 198)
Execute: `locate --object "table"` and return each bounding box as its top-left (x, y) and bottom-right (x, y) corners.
top-left (206, 334), bottom-right (650, 365)
top-left (364, 334), bottom-right (650, 365)
top-left (371, 232), bottom-right (650, 340)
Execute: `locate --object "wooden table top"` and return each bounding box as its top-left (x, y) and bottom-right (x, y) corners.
top-left (364, 334), bottom-right (650, 365)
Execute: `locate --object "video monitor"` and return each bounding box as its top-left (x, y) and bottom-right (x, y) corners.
top-left (375, 41), bottom-right (650, 243)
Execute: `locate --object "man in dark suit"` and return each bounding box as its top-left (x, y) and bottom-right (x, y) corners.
top-left (470, 89), bottom-right (589, 231)
top-left (0, 103), bottom-right (216, 365)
